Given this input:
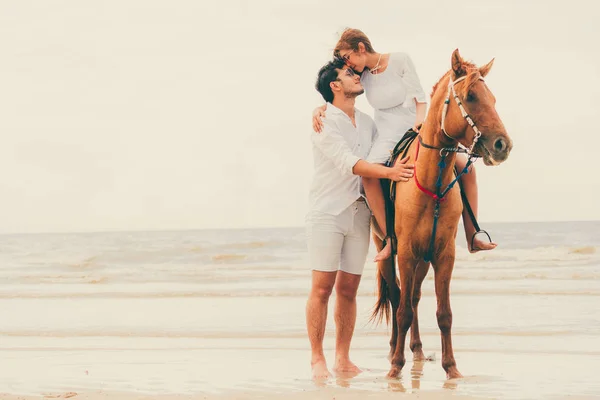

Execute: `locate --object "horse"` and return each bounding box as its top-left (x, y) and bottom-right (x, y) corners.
top-left (372, 49), bottom-right (513, 379)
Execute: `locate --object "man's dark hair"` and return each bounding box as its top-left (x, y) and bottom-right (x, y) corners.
top-left (315, 57), bottom-right (346, 103)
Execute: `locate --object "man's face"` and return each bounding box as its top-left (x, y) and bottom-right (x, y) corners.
top-left (334, 67), bottom-right (364, 98)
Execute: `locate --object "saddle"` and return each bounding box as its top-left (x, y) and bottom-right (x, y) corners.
top-left (379, 128), bottom-right (419, 256)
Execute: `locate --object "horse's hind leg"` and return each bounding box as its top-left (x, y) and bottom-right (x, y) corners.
top-left (433, 254), bottom-right (463, 379)
top-left (410, 261), bottom-right (430, 361)
top-left (383, 258), bottom-right (400, 361)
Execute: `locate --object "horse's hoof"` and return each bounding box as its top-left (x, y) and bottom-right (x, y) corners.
top-left (446, 367), bottom-right (463, 380)
top-left (412, 349), bottom-right (425, 361)
top-left (387, 366), bottom-right (402, 378)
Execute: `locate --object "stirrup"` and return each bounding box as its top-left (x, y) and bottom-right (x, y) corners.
top-left (469, 230), bottom-right (493, 252)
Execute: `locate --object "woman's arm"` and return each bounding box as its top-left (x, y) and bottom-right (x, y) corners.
top-left (414, 100), bottom-right (427, 131)
top-left (312, 104), bottom-right (327, 133)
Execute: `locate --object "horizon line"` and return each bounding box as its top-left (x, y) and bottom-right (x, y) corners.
top-left (1, 218), bottom-right (599, 237)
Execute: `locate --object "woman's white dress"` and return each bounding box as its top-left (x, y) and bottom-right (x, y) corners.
top-left (360, 52), bottom-right (427, 164)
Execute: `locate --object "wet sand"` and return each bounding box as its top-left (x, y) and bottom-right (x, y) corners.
top-left (1, 292), bottom-right (599, 399)
top-left (0, 388), bottom-right (484, 400)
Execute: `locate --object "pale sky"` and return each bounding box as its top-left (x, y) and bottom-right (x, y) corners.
top-left (0, 0), bottom-right (598, 233)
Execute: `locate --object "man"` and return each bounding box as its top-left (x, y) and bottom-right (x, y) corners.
top-left (306, 58), bottom-right (414, 380)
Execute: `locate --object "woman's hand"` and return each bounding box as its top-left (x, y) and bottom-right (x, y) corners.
top-left (312, 105), bottom-right (327, 133)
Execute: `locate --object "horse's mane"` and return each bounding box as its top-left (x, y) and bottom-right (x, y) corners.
top-left (430, 59), bottom-right (480, 99)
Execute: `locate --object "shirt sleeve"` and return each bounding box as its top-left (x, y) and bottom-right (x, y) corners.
top-left (371, 120), bottom-right (379, 143)
top-left (311, 118), bottom-right (360, 176)
top-left (395, 52), bottom-right (428, 107)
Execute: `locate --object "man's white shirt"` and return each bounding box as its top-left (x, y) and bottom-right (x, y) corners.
top-left (308, 103), bottom-right (377, 216)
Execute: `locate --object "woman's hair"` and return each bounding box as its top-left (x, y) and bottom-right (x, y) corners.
top-left (334, 28), bottom-right (375, 58)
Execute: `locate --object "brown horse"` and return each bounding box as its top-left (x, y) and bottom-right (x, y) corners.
top-left (372, 49), bottom-right (513, 379)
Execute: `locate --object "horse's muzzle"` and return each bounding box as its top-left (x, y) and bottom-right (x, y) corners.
top-left (480, 134), bottom-right (513, 166)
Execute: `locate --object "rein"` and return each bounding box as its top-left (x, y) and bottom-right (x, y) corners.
top-left (415, 74), bottom-right (484, 263)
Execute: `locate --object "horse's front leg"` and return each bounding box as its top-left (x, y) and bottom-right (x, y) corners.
top-left (410, 260), bottom-right (430, 361)
top-left (387, 266), bottom-right (400, 362)
top-left (433, 253), bottom-right (463, 379)
top-left (387, 254), bottom-right (417, 378)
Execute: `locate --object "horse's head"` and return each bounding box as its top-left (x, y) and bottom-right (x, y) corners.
top-left (439, 49), bottom-right (512, 166)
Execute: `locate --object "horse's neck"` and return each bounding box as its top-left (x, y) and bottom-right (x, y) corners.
top-left (416, 125), bottom-right (457, 191)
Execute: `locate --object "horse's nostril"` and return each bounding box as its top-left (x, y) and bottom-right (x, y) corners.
top-left (494, 138), bottom-right (506, 153)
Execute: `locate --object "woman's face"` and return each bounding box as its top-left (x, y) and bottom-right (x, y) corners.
top-left (338, 46), bottom-right (366, 73)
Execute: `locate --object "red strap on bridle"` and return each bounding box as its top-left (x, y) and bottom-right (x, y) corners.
top-left (414, 139), bottom-right (447, 202)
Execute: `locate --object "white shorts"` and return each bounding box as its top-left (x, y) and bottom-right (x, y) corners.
top-left (305, 200), bottom-right (371, 275)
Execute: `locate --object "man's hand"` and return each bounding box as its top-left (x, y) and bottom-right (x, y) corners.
top-left (387, 156), bottom-right (414, 182)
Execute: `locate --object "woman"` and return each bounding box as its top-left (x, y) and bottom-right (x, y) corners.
top-left (313, 28), bottom-right (496, 260)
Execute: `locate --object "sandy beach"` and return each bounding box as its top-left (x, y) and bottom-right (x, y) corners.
top-left (1, 224), bottom-right (600, 399)
top-left (1, 292), bottom-right (599, 400)
top-left (0, 388), bottom-right (486, 400)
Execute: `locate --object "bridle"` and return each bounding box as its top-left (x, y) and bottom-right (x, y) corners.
top-left (439, 74), bottom-right (486, 155)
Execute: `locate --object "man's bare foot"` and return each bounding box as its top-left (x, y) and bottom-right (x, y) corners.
top-left (374, 240), bottom-right (392, 262)
top-left (469, 238), bottom-right (497, 253)
top-left (311, 359), bottom-right (331, 380)
top-left (333, 359), bottom-right (362, 375)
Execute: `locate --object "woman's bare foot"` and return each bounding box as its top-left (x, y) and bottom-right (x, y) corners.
top-left (374, 239), bottom-right (392, 262)
top-left (311, 359), bottom-right (331, 380)
top-left (469, 237), bottom-right (497, 253)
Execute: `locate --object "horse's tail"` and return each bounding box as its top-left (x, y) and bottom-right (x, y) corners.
top-left (370, 257), bottom-right (395, 326)
top-left (370, 176), bottom-right (398, 326)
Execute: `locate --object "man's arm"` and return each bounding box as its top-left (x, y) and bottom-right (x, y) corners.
top-left (311, 118), bottom-right (361, 176)
top-left (352, 160), bottom-right (395, 179)
top-left (312, 119), bottom-right (413, 182)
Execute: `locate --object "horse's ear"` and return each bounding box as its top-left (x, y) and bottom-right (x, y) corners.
top-left (451, 48), bottom-right (465, 78)
top-left (479, 58), bottom-right (495, 78)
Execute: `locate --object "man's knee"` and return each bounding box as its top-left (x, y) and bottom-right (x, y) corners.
top-left (311, 275), bottom-right (335, 301)
top-left (335, 275), bottom-right (360, 300)
top-left (336, 285), bottom-right (358, 301)
top-left (313, 285), bottom-right (334, 300)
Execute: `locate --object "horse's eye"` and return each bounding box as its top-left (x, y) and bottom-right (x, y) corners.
top-left (466, 92), bottom-right (476, 102)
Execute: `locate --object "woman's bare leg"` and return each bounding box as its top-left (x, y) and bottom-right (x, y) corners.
top-left (362, 177), bottom-right (392, 261)
top-left (455, 155), bottom-right (497, 253)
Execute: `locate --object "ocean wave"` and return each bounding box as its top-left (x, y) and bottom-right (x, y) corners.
top-left (0, 328), bottom-right (588, 339)
top-left (450, 271), bottom-right (600, 281)
top-left (569, 246), bottom-right (596, 255)
top-left (1, 287), bottom-right (598, 299)
top-left (454, 245), bottom-right (600, 263)
top-left (212, 254), bottom-right (248, 263)
top-left (66, 256), bottom-right (98, 269)
top-left (206, 240), bottom-right (284, 251)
